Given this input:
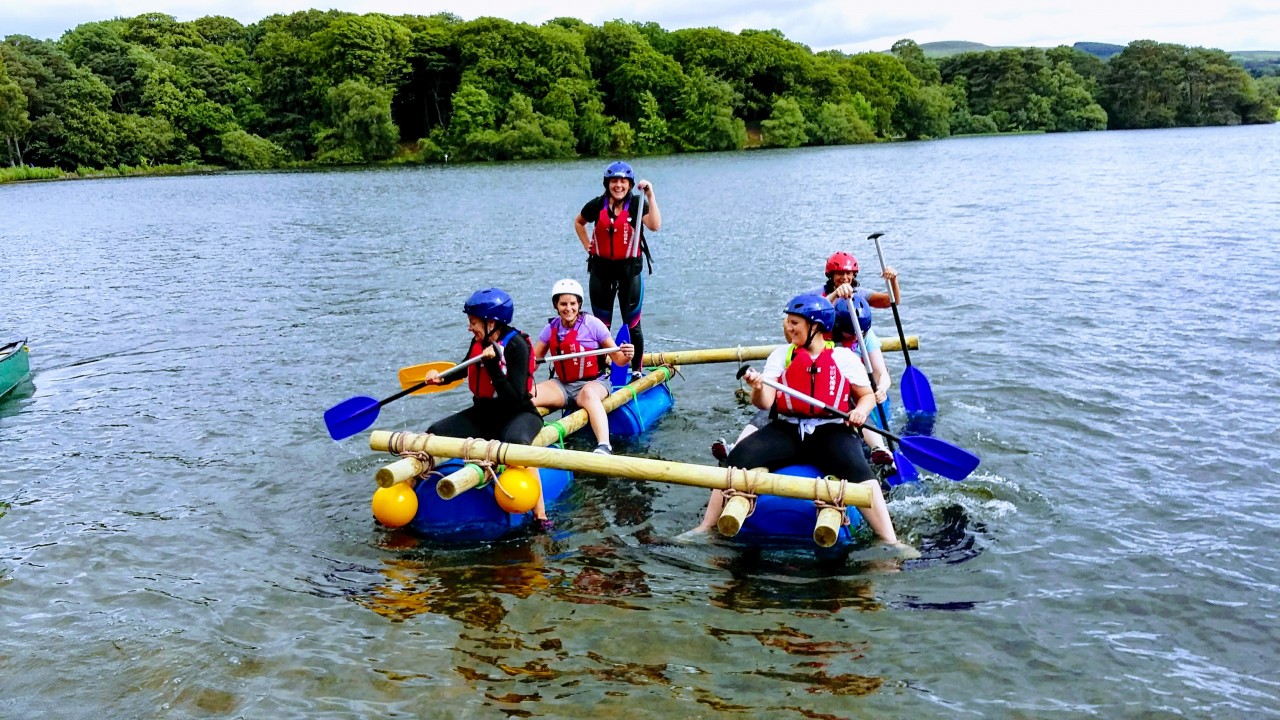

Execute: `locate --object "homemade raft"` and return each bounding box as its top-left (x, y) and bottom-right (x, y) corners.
top-left (376, 370), bottom-right (678, 541)
top-left (372, 431), bottom-right (875, 548)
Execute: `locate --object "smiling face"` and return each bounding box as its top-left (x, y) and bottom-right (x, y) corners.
top-left (830, 269), bottom-right (856, 287)
top-left (555, 294), bottom-right (580, 324)
top-left (467, 315), bottom-right (492, 342)
top-left (783, 313), bottom-right (811, 346)
top-left (606, 176), bottom-right (631, 201)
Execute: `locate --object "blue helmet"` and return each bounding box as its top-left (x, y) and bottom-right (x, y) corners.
top-left (603, 161), bottom-right (634, 188)
top-left (834, 296), bottom-right (872, 337)
top-left (784, 294), bottom-right (835, 331)
top-left (464, 288), bottom-right (514, 324)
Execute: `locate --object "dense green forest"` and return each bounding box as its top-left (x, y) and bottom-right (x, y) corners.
top-left (0, 11), bottom-right (1275, 173)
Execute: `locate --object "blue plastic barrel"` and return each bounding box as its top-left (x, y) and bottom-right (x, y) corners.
top-left (607, 378), bottom-right (675, 437)
top-left (407, 459), bottom-right (573, 543)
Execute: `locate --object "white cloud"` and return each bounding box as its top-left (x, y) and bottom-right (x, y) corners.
top-left (2, 0), bottom-right (1277, 51)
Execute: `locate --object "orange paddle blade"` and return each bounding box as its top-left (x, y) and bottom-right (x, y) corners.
top-left (398, 361), bottom-right (465, 395)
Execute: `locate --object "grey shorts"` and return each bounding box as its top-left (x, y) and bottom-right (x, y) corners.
top-left (550, 375), bottom-right (612, 411)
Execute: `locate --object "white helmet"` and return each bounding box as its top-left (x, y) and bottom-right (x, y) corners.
top-left (551, 278), bottom-right (584, 306)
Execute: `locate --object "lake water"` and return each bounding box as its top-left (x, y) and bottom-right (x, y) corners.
top-left (3, 124), bottom-right (1279, 718)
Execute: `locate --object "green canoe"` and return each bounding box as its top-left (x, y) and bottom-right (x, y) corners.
top-left (0, 337), bottom-right (31, 399)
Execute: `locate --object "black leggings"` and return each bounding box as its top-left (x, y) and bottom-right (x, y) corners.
top-left (588, 257), bottom-right (644, 373)
top-left (725, 420), bottom-right (874, 482)
top-left (427, 405), bottom-right (543, 445)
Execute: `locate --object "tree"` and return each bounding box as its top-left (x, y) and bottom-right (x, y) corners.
top-left (0, 36), bottom-right (120, 168)
top-left (315, 79), bottom-right (399, 163)
top-left (467, 92), bottom-right (576, 160)
top-left (0, 58), bottom-right (31, 165)
top-left (444, 82), bottom-right (495, 156)
top-left (761, 96), bottom-right (807, 147)
top-left (219, 128), bottom-right (287, 168)
top-left (634, 90), bottom-right (670, 153)
top-left (809, 100), bottom-right (875, 145)
top-left (671, 68), bottom-right (746, 151)
top-left (891, 39), bottom-right (941, 85)
top-left (585, 21), bottom-right (684, 124)
top-left (312, 13), bottom-right (412, 87)
top-left (899, 85), bottom-right (954, 139)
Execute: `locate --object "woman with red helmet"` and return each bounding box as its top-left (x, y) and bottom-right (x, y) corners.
top-left (573, 161), bottom-right (661, 382)
top-left (687, 295), bottom-right (906, 551)
top-left (819, 251), bottom-right (900, 309)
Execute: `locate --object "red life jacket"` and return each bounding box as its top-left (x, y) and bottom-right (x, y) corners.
top-left (591, 196), bottom-right (641, 260)
top-left (548, 316), bottom-right (603, 383)
top-left (775, 343), bottom-right (852, 418)
top-left (466, 329), bottom-right (536, 399)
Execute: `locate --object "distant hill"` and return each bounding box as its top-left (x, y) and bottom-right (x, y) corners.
top-left (919, 40), bottom-right (1123, 59)
top-left (918, 41), bottom-right (1003, 58)
top-left (1073, 42), bottom-right (1124, 59)
top-left (917, 41), bottom-right (1278, 74)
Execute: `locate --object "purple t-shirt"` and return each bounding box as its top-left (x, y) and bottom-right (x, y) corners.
top-left (538, 313), bottom-right (613, 348)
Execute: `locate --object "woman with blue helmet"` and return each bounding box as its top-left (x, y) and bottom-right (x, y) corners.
top-left (420, 288), bottom-right (551, 528)
top-left (688, 294), bottom-right (905, 549)
top-left (573, 161), bottom-right (661, 382)
top-left (832, 296), bottom-right (895, 469)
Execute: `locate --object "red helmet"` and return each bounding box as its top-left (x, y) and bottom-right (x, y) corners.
top-left (824, 252), bottom-right (859, 276)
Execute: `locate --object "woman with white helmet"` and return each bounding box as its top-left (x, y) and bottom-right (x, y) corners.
top-left (532, 278), bottom-right (635, 454)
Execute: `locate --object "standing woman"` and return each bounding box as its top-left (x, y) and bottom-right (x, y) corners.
top-left (689, 295), bottom-right (905, 550)
top-left (532, 279), bottom-right (634, 455)
top-left (573, 161), bottom-right (661, 382)
top-left (421, 288), bottom-right (550, 526)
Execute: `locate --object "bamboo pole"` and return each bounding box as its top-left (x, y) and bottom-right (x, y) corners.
top-left (717, 495), bottom-right (754, 537)
top-left (639, 337), bottom-right (917, 367)
top-left (531, 366), bottom-right (675, 447)
top-left (813, 507), bottom-right (844, 548)
top-left (374, 366), bottom-right (678, 489)
top-left (369, 431), bottom-right (873, 509)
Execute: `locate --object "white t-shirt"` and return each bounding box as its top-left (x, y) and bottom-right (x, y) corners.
top-left (760, 344), bottom-right (869, 434)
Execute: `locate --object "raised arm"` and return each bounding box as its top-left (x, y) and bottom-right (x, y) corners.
top-left (637, 180), bottom-right (660, 231)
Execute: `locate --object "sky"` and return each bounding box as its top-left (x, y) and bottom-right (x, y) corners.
top-left (2, 0), bottom-right (1277, 53)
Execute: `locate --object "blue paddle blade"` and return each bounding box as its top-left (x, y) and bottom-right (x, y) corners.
top-left (324, 396), bottom-right (380, 440)
top-left (610, 323), bottom-right (632, 386)
top-left (897, 434), bottom-right (980, 481)
top-left (886, 449), bottom-right (919, 486)
top-left (900, 365), bottom-right (937, 415)
top-left (903, 411), bottom-right (937, 437)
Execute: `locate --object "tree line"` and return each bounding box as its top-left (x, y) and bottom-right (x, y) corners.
top-left (1, 11), bottom-right (1276, 171)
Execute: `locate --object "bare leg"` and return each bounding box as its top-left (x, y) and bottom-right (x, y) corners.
top-left (579, 380), bottom-right (611, 446)
top-left (688, 489), bottom-right (726, 534)
top-left (532, 379), bottom-right (567, 409)
top-left (853, 479), bottom-right (897, 543)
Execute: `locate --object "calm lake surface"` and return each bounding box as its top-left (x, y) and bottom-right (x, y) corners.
top-left (3, 125), bottom-right (1280, 718)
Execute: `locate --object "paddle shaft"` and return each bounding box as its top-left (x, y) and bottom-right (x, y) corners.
top-left (382, 355), bottom-right (484, 409)
top-left (847, 308), bottom-right (895, 445)
top-left (869, 232), bottom-right (914, 367)
top-left (744, 368), bottom-right (905, 445)
top-left (537, 345), bottom-right (620, 366)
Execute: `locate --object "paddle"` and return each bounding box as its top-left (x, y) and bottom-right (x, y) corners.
top-left (845, 301), bottom-right (919, 485)
top-left (735, 365), bottom-right (979, 481)
top-left (325, 355), bottom-right (486, 441)
top-left (398, 346), bottom-right (620, 391)
top-left (607, 185), bottom-right (645, 386)
top-left (609, 323), bottom-right (632, 387)
top-left (867, 232), bottom-right (936, 416)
